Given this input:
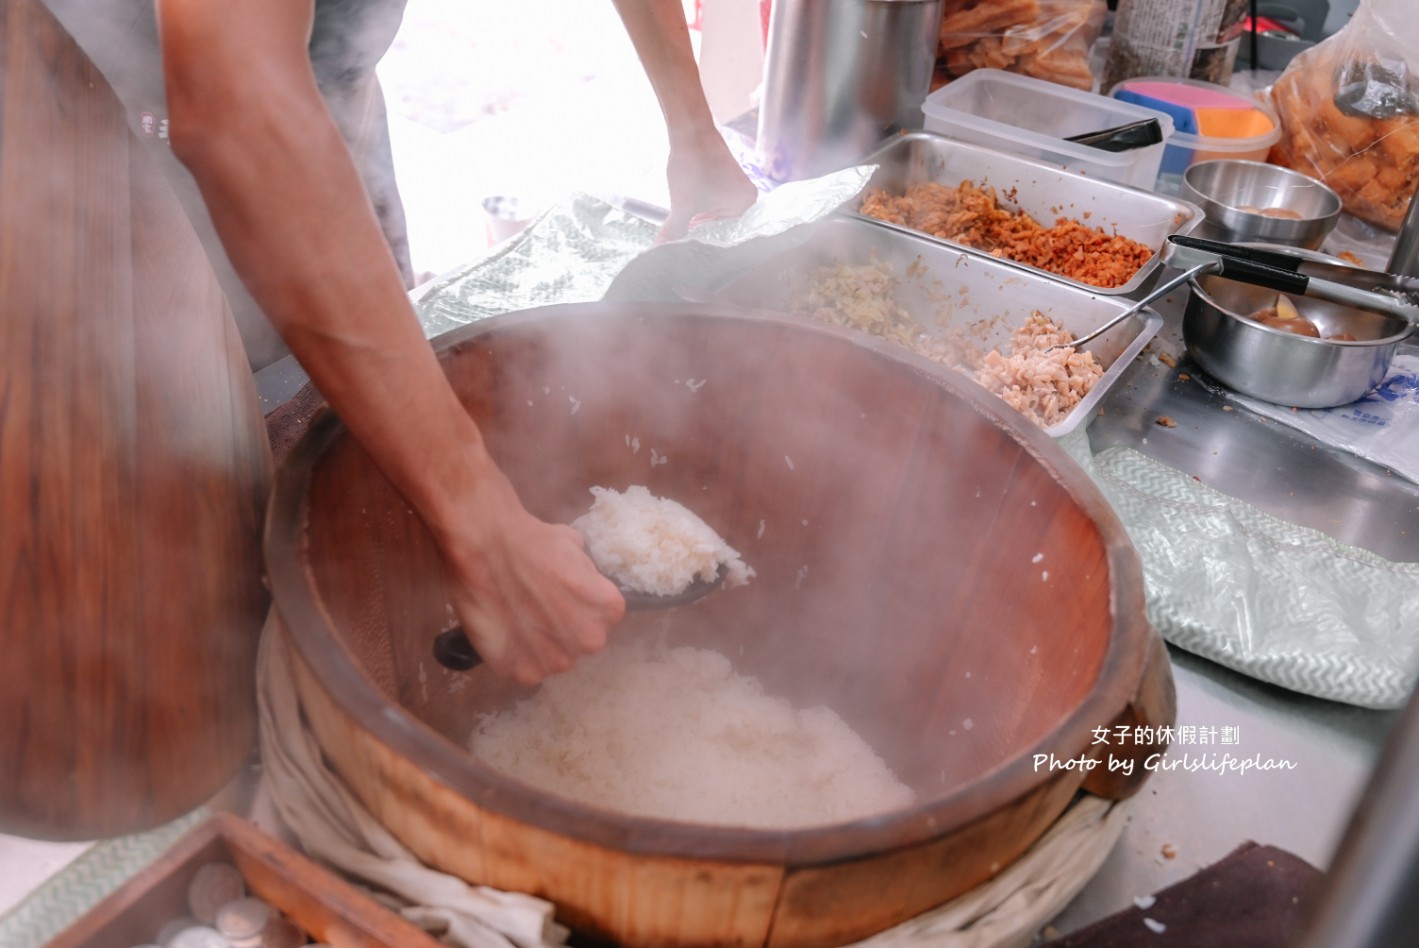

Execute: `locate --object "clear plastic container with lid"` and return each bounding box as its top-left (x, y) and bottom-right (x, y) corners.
top-left (1109, 76), bottom-right (1282, 194)
top-left (919, 68), bottom-right (1175, 188)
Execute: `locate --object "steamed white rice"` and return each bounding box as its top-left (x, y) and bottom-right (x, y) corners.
top-left (572, 485), bottom-right (753, 595)
top-left (469, 642), bottom-right (916, 828)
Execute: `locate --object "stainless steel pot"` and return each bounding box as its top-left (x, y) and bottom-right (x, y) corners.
top-left (756, 0), bottom-right (943, 183)
top-left (1184, 272), bottom-right (1416, 408)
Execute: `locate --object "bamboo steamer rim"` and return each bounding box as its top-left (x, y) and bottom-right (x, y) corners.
top-left (265, 301), bottom-right (1152, 865)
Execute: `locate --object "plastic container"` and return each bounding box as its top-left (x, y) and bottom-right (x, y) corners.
top-left (920, 69), bottom-right (1174, 189)
top-left (1110, 77), bottom-right (1282, 194)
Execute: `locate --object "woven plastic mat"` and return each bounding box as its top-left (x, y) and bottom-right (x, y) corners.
top-left (0, 810), bottom-right (208, 948)
top-left (1061, 430), bottom-right (1419, 709)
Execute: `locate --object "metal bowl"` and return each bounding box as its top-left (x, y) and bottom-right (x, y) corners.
top-left (1182, 159), bottom-right (1342, 250)
top-left (1184, 272), bottom-right (1415, 408)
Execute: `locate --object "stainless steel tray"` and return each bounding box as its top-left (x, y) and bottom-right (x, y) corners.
top-left (710, 216), bottom-right (1163, 437)
top-left (846, 131), bottom-right (1202, 297)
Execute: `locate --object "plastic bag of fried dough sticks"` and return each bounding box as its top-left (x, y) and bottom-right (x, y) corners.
top-left (1267, 0), bottom-right (1419, 232)
top-left (936, 0), bottom-right (1105, 92)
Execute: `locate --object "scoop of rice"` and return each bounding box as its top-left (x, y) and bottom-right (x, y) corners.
top-left (572, 485), bottom-right (754, 596)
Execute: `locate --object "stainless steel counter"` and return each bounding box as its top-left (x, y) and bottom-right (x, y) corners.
top-left (1087, 278), bottom-right (1419, 564)
top-left (1047, 271), bottom-right (1418, 936)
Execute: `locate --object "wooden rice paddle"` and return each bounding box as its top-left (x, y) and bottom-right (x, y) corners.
top-left (0, 0), bottom-right (272, 839)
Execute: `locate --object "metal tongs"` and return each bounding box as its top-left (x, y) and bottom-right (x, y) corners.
top-left (1161, 235), bottom-right (1419, 327)
top-left (1052, 236), bottom-right (1419, 353)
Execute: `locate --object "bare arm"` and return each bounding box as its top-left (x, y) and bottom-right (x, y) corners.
top-left (156, 0), bottom-right (623, 684)
top-left (610, 0), bottom-right (757, 239)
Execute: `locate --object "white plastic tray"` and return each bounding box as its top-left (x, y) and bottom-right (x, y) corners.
top-left (922, 68), bottom-right (1174, 189)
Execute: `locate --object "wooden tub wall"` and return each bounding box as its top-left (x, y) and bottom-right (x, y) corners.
top-left (299, 310), bottom-right (1113, 797)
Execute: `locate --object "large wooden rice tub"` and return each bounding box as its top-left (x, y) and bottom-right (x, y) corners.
top-left (266, 302), bottom-right (1174, 946)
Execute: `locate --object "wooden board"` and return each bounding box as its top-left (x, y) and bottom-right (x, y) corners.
top-left (0, 0), bottom-right (272, 839)
top-left (47, 812), bottom-right (442, 948)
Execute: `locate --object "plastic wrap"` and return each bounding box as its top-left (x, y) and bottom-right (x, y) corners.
top-left (1061, 430), bottom-right (1419, 710)
top-left (1210, 353), bottom-right (1419, 488)
top-left (1267, 0), bottom-right (1419, 232)
top-left (414, 195), bottom-right (658, 336)
top-left (936, 0), bottom-right (1105, 91)
top-left (413, 168), bottom-right (875, 336)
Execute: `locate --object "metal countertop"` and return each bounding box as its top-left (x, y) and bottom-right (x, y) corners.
top-left (1086, 280), bottom-right (1419, 565)
top-left (1048, 272), bottom-right (1418, 936)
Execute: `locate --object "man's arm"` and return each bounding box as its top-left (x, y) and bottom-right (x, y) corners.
top-left (155, 0), bottom-right (624, 684)
top-left (610, 0), bottom-right (757, 240)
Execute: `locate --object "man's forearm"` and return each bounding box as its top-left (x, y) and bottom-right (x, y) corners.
top-left (610, 0), bottom-right (719, 146)
top-left (158, 0), bottom-right (493, 533)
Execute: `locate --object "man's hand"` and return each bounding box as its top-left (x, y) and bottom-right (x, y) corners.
top-left (660, 129), bottom-right (758, 242)
top-left (438, 470), bottom-right (626, 685)
top-left (611, 0), bottom-right (758, 242)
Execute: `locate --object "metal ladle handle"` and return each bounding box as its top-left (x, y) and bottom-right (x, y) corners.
top-left (431, 564), bottom-right (730, 672)
top-left (1055, 263), bottom-right (1218, 352)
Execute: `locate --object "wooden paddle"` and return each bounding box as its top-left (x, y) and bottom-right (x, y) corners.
top-left (0, 0), bottom-right (272, 839)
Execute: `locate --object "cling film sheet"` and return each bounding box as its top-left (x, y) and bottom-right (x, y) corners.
top-left (412, 166), bottom-right (876, 336)
top-left (1061, 429), bottom-right (1419, 709)
top-left (413, 195), bottom-right (659, 336)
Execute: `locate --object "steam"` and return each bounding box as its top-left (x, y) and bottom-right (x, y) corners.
top-left (41, 0), bottom-right (416, 369)
top-left (432, 301), bottom-right (1091, 797)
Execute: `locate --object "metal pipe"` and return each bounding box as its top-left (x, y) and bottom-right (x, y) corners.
top-left (1295, 683), bottom-right (1419, 948)
top-left (1386, 189), bottom-right (1419, 278)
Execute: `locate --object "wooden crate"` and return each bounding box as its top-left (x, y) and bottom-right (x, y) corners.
top-left (47, 813), bottom-right (442, 948)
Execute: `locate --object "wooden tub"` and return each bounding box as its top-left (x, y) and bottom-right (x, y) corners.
top-left (265, 302), bottom-right (1174, 947)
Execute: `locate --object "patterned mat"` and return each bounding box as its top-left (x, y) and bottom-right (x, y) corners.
top-left (0, 810), bottom-right (208, 947)
top-left (1062, 430), bottom-right (1419, 709)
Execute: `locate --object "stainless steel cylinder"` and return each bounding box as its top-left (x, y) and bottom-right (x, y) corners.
top-left (1387, 189), bottom-right (1419, 278)
top-left (756, 0), bottom-right (943, 183)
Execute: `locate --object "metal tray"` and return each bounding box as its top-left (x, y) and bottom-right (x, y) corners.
top-left (710, 216), bottom-right (1163, 438)
top-left (846, 131), bottom-right (1202, 296)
